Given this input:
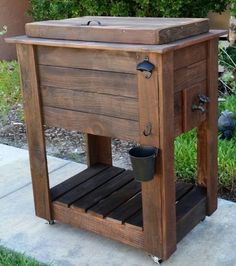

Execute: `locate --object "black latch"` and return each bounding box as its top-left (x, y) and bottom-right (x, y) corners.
top-left (137, 57), bottom-right (155, 79)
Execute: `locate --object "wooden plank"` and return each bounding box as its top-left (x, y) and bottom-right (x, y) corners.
top-left (72, 170), bottom-right (134, 211)
top-left (41, 86), bottom-right (139, 121)
top-left (107, 193), bottom-right (142, 224)
top-left (174, 91), bottom-right (183, 136)
top-left (39, 65), bottom-right (138, 98)
top-left (108, 182), bottom-right (194, 225)
top-left (52, 203), bottom-right (144, 249)
top-left (125, 209), bottom-right (143, 230)
top-left (137, 53), bottom-right (159, 146)
top-left (26, 16), bottom-right (209, 45)
top-left (86, 134), bottom-right (112, 167)
top-left (50, 164), bottom-right (109, 201)
top-left (37, 46), bottom-right (138, 74)
top-left (141, 52), bottom-right (176, 260)
top-left (6, 31), bottom-right (226, 54)
top-left (183, 80), bottom-right (207, 132)
top-left (16, 44), bottom-right (51, 221)
top-left (88, 180), bottom-right (141, 218)
top-left (174, 42), bottom-right (207, 70)
top-left (176, 187), bottom-right (206, 242)
top-left (55, 166), bottom-right (125, 207)
top-left (176, 182), bottom-right (194, 202)
top-left (197, 39), bottom-right (218, 215)
top-left (43, 106), bottom-right (140, 141)
top-left (174, 60), bottom-right (207, 92)
top-left (176, 187), bottom-right (206, 221)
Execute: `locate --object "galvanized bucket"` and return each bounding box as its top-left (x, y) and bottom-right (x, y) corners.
top-left (129, 146), bottom-right (158, 182)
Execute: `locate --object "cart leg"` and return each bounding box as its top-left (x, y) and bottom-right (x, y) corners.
top-left (197, 39), bottom-right (218, 215)
top-left (139, 52), bottom-right (176, 260)
top-left (86, 134), bottom-right (112, 166)
top-left (16, 44), bottom-right (52, 221)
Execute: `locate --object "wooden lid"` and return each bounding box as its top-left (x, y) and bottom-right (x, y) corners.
top-left (26, 16), bottom-right (209, 45)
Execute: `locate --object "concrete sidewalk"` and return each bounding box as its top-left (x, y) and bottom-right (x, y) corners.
top-left (0, 143), bottom-right (235, 266)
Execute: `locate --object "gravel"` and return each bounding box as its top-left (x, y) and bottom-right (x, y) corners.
top-left (0, 104), bottom-right (134, 169)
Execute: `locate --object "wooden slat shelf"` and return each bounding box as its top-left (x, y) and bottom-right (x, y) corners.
top-left (51, 164), bottom-right (206, 244)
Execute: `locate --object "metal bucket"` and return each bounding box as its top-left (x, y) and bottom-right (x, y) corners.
top-left (129, 146), bottom-right (158, 182)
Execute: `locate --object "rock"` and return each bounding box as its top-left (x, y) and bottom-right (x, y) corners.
top-left (218, 110), bottom-right (236, 140)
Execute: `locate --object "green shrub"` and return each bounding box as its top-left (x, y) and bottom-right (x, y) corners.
top-left (29, 0), bottom-right (230, 21)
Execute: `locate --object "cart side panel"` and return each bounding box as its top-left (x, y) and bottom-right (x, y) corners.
top-left (36, 47), bottom-right (140, 141)
top-left (173, 42), bottom-right (208, 134)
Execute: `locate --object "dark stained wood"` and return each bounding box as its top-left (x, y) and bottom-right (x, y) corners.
top-left (137, 53), bottom-right (160, 146)
top-left (140, 51), bottom-right (176, 260)
top-left (9, 23), bottom-right (222, 261)
top-left (176, 187), bottom-right (206, 242)
top-left (197, 39), bottom-right (218, 215)
top-left (107, 193), bottom-right (142, 224)
top-left (52, 202), bottom-right (144, 249)
top-left (125, 209), bottom-right (143, 230)
top-left (37, 46), bottom-right (138, 74)
top-left (26, 16), bottom-right (209, 45)
top-left (41, 86), bottom-right (139, 121)
top-left (174, 42), bottom-right (207, 70)
top-left (16, 44), bottom-right (51, 221)
top-left (176, 182), bottom-right (194, 202)
top-left (157, 51), bottom-right (176, 259)
top-left (183, 81), bottom-right (207, 132)
top-left (39, 65), bottom-right (138, 98)
top-left (50, 164), bottom-right (109, 201)
top-left (174, 60), bottom-right (207, 92)
top-left (43, 106), bottom-right (140, 141)
top-left (55, 166), bottom-right (125, 207)
top-left (6, 30), bottom-right (226, 54)
top-left (88, 180), bottom-right (141, 218)
top-left (71, 170), bottom-right (134, 211)
top-left (174, 91), bottom-right (183, 136)
top-left (86, 134), bottom-right (112, 167)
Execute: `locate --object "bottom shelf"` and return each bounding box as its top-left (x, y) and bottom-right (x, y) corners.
top-left (50, 164), bottom-right (206, 248)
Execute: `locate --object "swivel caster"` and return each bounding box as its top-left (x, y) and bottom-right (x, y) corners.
top-left (48, 220), bottom-right (55, 225)
top-left (150, 255), bottom-right (162, 264)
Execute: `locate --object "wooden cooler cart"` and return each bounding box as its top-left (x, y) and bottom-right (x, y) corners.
top-left (6, 17), bottom-right (224, 261)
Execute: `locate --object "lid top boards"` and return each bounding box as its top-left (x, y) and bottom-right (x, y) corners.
top-left (26, 16), bottom-right (209, 45)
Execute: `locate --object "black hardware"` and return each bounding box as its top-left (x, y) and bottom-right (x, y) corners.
top-left (129, 146), bottom-right (158, 182)
top-left (192, 94), bottom-right (210, 113)
top-left (137, 57), bottom-right (155, 79)
top-left (86, 20), bottom-right (102, 26)
top-left (143, 122), bottom-right (152, 136)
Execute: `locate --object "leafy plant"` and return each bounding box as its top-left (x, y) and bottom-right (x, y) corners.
top-left (29, 0), bottom-right (230, 21)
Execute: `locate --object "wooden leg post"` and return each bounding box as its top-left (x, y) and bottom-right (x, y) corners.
top-left (197, 39), bottom-right (218, 215)
top-left (16, 44), bottom-right (51, 220)
top-left (138, 52), bottom-right (176, 260)
top-left (86, 134), bottom-right (112, 166)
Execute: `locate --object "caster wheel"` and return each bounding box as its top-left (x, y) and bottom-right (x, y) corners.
top-left (48, 220), bottom-right (55, 225)
top-left (150, 255), bottom-right (162, 264)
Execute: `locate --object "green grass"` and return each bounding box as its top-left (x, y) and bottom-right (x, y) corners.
top-left (175, 129), bottom-right (236, 192)
top-left (0, 246), bottom-right (45, 266)
top-left (0, 61), bottom-right (21, 120)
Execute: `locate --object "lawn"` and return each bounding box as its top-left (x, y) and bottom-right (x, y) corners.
top-left (0, 246), bottom-right (45, 266)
